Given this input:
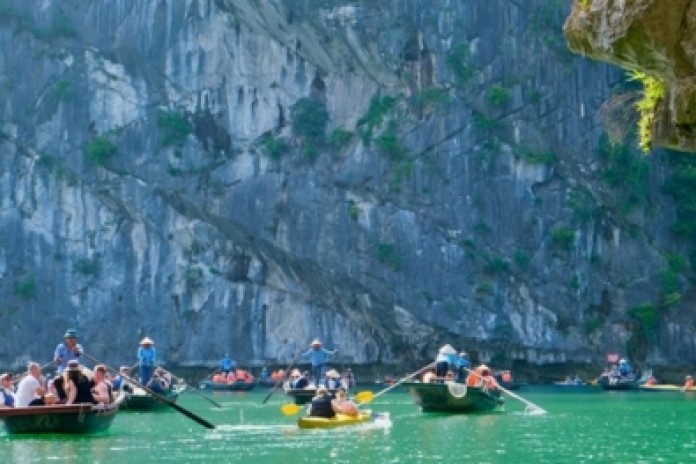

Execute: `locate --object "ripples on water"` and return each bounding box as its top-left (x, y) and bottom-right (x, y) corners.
top-left (2, 388), bottom-right (696, 462)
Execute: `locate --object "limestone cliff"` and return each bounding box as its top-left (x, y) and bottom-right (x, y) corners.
top-left (564, 0), bottom-right (696, 152)
top-left (0, 0), bottom-right (694, 371)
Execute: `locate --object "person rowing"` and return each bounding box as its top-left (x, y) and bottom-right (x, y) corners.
top-left (435, 344), bottom-right (457, 379)
top-left (300, 339), bottom-right (337, 385)
top-left (220, 354), bottom-right (235, 375)
top-left (54, 329), bottom-right (83, 374)
top-left (137, 337), bottom-right (156, 385)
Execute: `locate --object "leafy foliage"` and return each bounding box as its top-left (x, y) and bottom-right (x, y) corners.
top-left (628, 71), bottom-right (665, 152)
top-left (290, 97), bottom-right (329, 140)
top-left (328, 128), bottom-right (353, 148)
top-left (74, 258), bottom-right (100, 276)
top-left (357, 95), bottom-right (398, 142)
top-left (516, 146), bottom-right (554, 165)
top-left (486, 85), bottom-right (510, 106)
top-left (260, 136), bottom-right (288, 160)
top-left (551, 227), bottom-right (575, 251)
top-left (375, 122), bottom-right (407, 161)
top-left (15, 274), bottom-right (37, 299)
top-left (629, 303), bottom-right (659, 334)
top-left (446, 43), bottom-right (477, 83)
top-left (663, 151), bottom-right (696, 240)
top-left (52, 78), bottom-right (71, 101)
top-left (84, 136), bottom-right (116, 165)
top-left (157, 110), bottom-right (192, 147)
top-left (376, 242), bottom-right (401, 270)
top-left (597, 135), bottom-right (650, 212)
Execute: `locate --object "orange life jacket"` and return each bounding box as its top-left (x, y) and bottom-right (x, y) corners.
top-left (226, 373), bottom-right (237, 384)
top-left (685, 379), bottom-right (694, 389)
top-left (466, 373), bottom-right (481, 386)
top-left (502, 372), bottom-right (512, 382)
top-left (213, 374), bottom-right (223, 383)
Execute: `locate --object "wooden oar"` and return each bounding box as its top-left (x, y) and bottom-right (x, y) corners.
top-left (353, 362), bottom-right (435, 406)
top-left (262, 351), bottom-right (301, 405)
top-left (462, 366), bottom-right (546, 414)
top-left (171, 374), bottom-right (223, 408)
top-left (82, 353), bottom-right (216, 429)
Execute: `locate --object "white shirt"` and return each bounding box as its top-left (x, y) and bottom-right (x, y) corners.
top-left (15, 376), bottom-right (41, 407)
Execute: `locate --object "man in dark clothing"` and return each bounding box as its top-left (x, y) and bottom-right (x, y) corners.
top-left (308, 387), bottom-right (336, 418)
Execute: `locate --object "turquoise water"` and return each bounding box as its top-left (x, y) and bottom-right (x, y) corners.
top-left (2, 387), bottom-right (696, 463)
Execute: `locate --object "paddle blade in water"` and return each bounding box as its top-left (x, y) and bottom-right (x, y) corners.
top-left (354, 391), bottom-right (374, 404)
top-left (281, 404), bottom-right (302, 416)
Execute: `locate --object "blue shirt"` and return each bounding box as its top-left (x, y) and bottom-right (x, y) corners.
top-left (301, 347), bottom-right (335, 366)
top-left (54, 342), bottom-right (84, 373)
top-left (458, 357), bottom-right (470, 368)
top-left (138, 347), bottom-right (156, 366)
top-left (220, 358), bottom-right (235, 371)
top-left (619, 361), bottom-right (631, 373)
top-left (436, 353), bottom-right (457, 365)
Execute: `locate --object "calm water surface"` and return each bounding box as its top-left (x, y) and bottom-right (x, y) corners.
top-left (2, 387), bottom-right (696, 463)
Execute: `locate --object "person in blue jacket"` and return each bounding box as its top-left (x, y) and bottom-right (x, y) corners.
top-left (435, 344), bottom-right (458, 378)
top-left (54, 329), bottom-right (84, 374)
top-left (618, 358), bottom-right (631, 376)
top-left (220, 355), bottom-right (235, 375)
top-left (456, 352), bottom-right (470, 383)
top-left (137, 337), bottom-right (156, 384)
top-left (300, 339), bottom-right (337, 385)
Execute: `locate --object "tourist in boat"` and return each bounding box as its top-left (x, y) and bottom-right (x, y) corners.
top-left (261, 367), bottom-right (269, 382)
top-left (501, 371), bottom-right (513, 382)
top-left (444, 371), bottom-right (456, 384)
top-left (645, 374), bottom-right (657, 386)
top-left (225, 370), bottom-right (237, 384)
top-left (618, 358), bottom-right (631, 376)
top-left (220, 355), bottom-right (235, 375)
top-left (137, 337), bottom-right (157, 385)
top-left (300, 339), bottom-right (337, 385)
top-left (0, 373), bottom-right (15, 408)
top-left (49, 375), bottom-right (68, 403)
top-left (307, 386), bottom-right (337, 419)
top-left (54, 329), bottom-right (84, 374)
top-left (65, 360), bottom-right (95, 405)
top-left (212, 372), bottom-right (225, 383)
top-left (29, 392), bottom-right (57, 406)
top-left (435, 344), bottom-right (457, 378)
top-left (324, 369), bottom-right (344, 390)
top-left (466, 364), bottom-right (492, 387)
top-left (149, 367), bottom-right (172, 393)
top-left (91, 365), bottom-right (113, 403)
top-left (682, 375), bottom-right (694, 391)
top-left (456, 352), bottom-right (470, 383)
top-left (112, 366), bottom-right (133, 392)
top-left (422, 368), bottom-right (437, 383)
top-left (15, 362), bottom-right (45, 407)
top-left (289, 369), bottom-right (306, 388)
top-left (332, 389), bottom-right (358, 417)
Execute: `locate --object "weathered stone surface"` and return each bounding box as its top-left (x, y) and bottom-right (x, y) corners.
top-left (0, 0), bottom-right (693, 372)
top-left (564, 0), bottom-right (696, 151)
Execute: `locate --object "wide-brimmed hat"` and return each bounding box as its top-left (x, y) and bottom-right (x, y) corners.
top-left (325, 369), bottom-right (340, 379)
top-left (439, 344), bottom-right (456, 355)
top-left (140, 337), bottom-right (154, 345)
top-left (63, 329), bottom-right (78, 338)
top-left (459, 352), bottom-right (467, 357)
top-left (310, 339), bottom-right (322, 346)
top-left (687, 375), bottom-right (693, 379)
top-left (619, 358), bottom-right (626, 363)
top-left (0, 373), bottom-right (11, 380)
top-left (290, 369), bottom-right (302, 377)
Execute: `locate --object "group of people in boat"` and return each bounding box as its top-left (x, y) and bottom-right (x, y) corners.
top-left (420, 344), bottom-right (499, 390)
top-left (306, 386), bottom-right (359, 419)
top-left (209, 354), bottom-right (254, 384)
top-left (0, 329), bottom-right (175, 409)
top-left (597, 357), bottom-right (636, 383)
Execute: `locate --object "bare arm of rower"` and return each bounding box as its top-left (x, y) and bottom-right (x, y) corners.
top-left (67, 380), bottom-right (77, 404)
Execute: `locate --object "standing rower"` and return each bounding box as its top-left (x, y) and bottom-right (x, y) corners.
top-left (54, 329), bottom-right (84, 374)
top-left (137, 337), bottom-right (157, 385)
top-left (300, 339), bottom-right (337, 385)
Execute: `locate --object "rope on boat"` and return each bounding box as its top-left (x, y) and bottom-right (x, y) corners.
top-left (447, 382), bottom-right (468, 398)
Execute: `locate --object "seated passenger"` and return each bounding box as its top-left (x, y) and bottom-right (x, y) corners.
top-left (29, 392), bottom-right (58, 406)
top-left (0, 373), bottom-right (15, 408)
top-left (422, 369), bottom-right (436, 383)
top-left (149, 368), bottom-right (171, 393)
top-left (225, 371), bottom-right (237, 384)
top-left (501, 371), bottom-right (512, 382)
top-left (307, 387), bottom-right (336, 419)
top-left (112, 366), bottom-right (133, 393)
top-left (332, 389), bottom-right (358, 417)
top-left (91, 365), bottom-right (113, 404)
top-left (325, 369), bottom-right (343, 390)
top-left (444, 371), bottom-right (456, 384)
top-left (65, 360), bottom-right (95, 405)
top-left (645, 375), bottom-right (657, 386)
top-left (683, 375), bottom-right (694, 391)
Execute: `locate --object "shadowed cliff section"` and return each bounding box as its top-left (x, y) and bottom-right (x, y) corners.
top-left (564, 0), bottom-right (696, 152)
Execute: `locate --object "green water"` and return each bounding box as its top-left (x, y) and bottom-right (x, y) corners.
top-left (2, 387), bottom-right (696, 463)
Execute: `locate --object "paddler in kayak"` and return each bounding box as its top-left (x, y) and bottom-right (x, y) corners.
top-left (300, 339), bottom-right (337, 385)
top-left (307, 386), bottom-right (336, 418)
top-left (332, 389), bottom-right (358, 417)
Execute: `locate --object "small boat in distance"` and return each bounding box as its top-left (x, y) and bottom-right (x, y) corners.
top-left (284, 385), bottom-right (343, 405)
top-left (597, 369), bottom-right (651, 391)
top-left (201, 378), bottom-right (255, 391)
top-left (0, 393), bottom-right (125, 434)
top-left (640, 384), bottom-right (696, 392)
top-left (402, 381), bottom-right (503, 413)
top-left (124, 386), bottom-right (180, 411)
top-left (297, 410), bottom-right (372, 429)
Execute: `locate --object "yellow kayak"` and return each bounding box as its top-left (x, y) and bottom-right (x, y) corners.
top-left (297, 411), bottom-right (371, 429)
top-left (640, 384), bottom-right (696, 392)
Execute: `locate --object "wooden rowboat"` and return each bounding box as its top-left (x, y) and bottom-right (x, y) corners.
top-left (0, 393), bottom-right (125, 434)
top-left (640, 384), bottom-right (696, 392)
top-left (284, 386), bottom-right (343, 405)
top-left (402, 382), bottom-right (503, 413)
top-left (297, 410), bottom-right (372, 429)
top-left (201, 379), bottom-right (255, 391)
top-left (124, 387), bottom-right (180, 410)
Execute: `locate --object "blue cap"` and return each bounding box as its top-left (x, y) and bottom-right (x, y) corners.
top-left (63, 329), bottom-right (78, 338)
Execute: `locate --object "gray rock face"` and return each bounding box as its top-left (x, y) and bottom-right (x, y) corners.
top-left (0, 0), bottom-right (693, 370)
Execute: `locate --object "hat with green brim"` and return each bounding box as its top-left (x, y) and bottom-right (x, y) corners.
top-left (63, 329), bottom-right (78, 338)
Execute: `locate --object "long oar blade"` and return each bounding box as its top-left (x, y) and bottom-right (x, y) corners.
top-left (354, 391), bottom-right (374, 404)
top-left (281, 404), bottom-right (302, 416)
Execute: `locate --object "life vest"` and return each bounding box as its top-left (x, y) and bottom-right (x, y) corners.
top-left (213, 374), bottom-right (223, 383)
top-left (686, 379), bottom-right (694, 389)
top-left (466, 373), bottom-right (482, 387)
top-left (271, 372), bottom-right (282, 380)
top-left (1, 388), bottom-right (14, 407)
top-left (502, 372), bottom-right (512, 382)
top-left (226, 373), bottom-right (237, 384)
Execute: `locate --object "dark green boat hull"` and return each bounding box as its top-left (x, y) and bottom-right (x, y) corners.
top-left (124, 390), bottom-right (179, 411)
top-left (1, 403), bottom-right (119, 434)
top-left (402, 382), bottom-right (503, 413)
top-left (285, 387), bottom-right (342, 405)
top-left (201, 380), bottom-right (255, 391)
